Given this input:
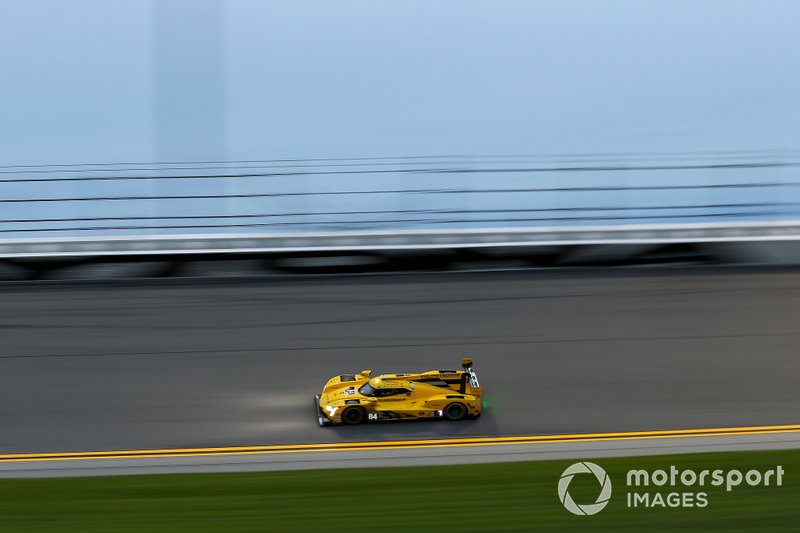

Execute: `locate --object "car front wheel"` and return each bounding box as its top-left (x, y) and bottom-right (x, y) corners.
top-left (341, 406), bottom-right (366, 425)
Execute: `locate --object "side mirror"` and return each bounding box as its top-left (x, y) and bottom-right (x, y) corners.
top-left (360, 369), bottom-right (372, 377)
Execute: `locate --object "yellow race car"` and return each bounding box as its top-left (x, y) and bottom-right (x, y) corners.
top-left (315, 358), bottom-right (481, 426)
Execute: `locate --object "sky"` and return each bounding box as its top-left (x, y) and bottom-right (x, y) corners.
top-left (0, 1), bottom-right (798, 235)
top-left (2, 0), bottom-right (799, 164)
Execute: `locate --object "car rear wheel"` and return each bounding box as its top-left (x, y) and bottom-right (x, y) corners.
top-left (341, 406), bottom-right (366, 425)
top-left (443, 402), bottom-right (467, 421)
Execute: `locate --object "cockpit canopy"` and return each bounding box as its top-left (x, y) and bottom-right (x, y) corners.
top-left (358, 376), bottom-right (413, 397)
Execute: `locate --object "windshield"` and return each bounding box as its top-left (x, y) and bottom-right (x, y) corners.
top-left (358, 383), bottom-right (377, 397)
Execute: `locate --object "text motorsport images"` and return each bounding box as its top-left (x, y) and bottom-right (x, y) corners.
top-left (557, 461), bottom-right (785, 515)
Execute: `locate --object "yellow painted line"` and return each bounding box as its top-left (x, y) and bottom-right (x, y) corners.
top-left (1, 424), bottom-right (799, 463)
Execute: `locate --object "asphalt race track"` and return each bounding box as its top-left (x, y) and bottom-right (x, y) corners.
top-left (1, 268), bottom-right (799, 454)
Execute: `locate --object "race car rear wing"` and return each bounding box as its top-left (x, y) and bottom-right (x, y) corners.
top-left (459, 358), bottom-right (481, 397)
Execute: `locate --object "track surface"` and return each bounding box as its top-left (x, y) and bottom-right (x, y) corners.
top-left (1, 268), bottom-right (798, 454)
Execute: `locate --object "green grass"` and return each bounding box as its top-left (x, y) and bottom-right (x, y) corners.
top-left (0, 449), bottom-right (798, 532)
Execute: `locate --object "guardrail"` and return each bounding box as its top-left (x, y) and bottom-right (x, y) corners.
top-left (1, 221), bottom-right (799, 259)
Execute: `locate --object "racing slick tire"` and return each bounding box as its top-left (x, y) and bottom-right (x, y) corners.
top-left (443, 402), bottom-right (467, 421)
top-left (341, 406), bottom-right (366, 425)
